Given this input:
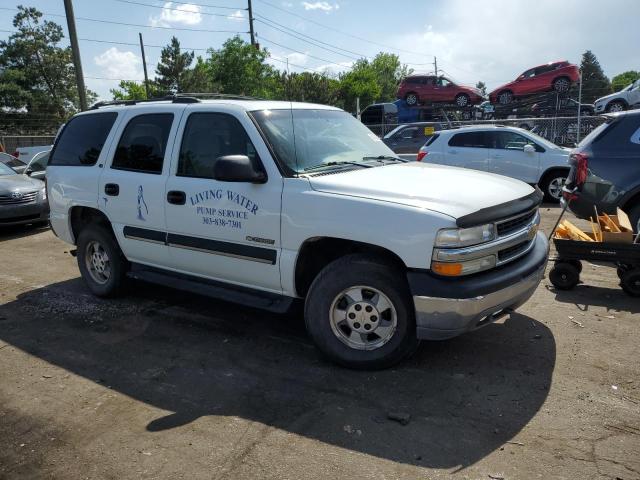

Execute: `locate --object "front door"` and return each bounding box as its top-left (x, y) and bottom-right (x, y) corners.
top-left (99, 109), bottom-right (181, 266)
top-left (164, 107), bottom-right (282, 293)
top-left (488, 131), bottom-right (540, 183)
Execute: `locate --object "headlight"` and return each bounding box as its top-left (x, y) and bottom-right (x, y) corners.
top-left (435, 224), bottom-right (495, 248)
top-left (41, 187), bottom-right (47, 200)
top-left (432, 255), bottom-right (496, 277)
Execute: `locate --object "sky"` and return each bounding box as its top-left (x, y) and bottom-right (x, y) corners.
top-left (1, 0), bottom-right (638, 101)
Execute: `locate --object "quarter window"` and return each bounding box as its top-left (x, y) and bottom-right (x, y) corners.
top-left (49, 112), bottom-right (117, 166)
top-left (178, 113), bottom-right (259, 179)
top-left (448, 132), bottom-right (489, 148)
top-left (111, 113), bottom-right (173, 174)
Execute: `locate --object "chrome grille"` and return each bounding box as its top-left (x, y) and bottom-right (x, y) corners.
top-left (496, 209), bottom-right (537, 237)
top-left (0, 191), bottom-right (38, 205)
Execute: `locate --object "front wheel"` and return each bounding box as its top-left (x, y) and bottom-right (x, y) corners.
top-left (549, 262), bottom-right (580, 290)
top-left (405, 93), bottom-right (419, 106)
top-left (304, 254), bottom-right (419, 370)
top-left (553, 77), bottom-right (570, 93)
top-left (455, 93), bottom-right (470, 107)
top-left (498, 91), bottom-right (513, 105)
top-left (606, 101), bottom-right (626, 113)
top-left (77, 224), bottom-right (128, 297)
top-left (540, 171), bottom-right (568, 203)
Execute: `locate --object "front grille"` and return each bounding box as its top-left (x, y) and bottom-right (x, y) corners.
top-left (0, 191), bottom-right (38, 205)
top-left (496, 209), bottom-right (536, 237)
top-left (498, 241), bottom-right (530, 261)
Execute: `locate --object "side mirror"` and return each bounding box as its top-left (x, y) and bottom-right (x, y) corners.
top-left (24, 168), bottom-right (33, 176)
top-left (523, 144), bottom-right (536, 154)
top-left (213, 155), bottom-right (267, 183)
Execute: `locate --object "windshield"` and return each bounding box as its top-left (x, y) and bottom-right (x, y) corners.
top-left (0, 162), bottom-right (17, 176)
top-left (251, 109), bottom-right (394, 174)
top-left (521, 129), bottom-right (562, 150)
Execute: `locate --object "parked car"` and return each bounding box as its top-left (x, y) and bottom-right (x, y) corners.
top-left (13, 144), bottom-right (53, 165)
top-left (360, 102), bottom-right (398, 136)
top-left (24, 149), bottom-right (51, 181)
top-left (46, 96), bottom-right (548, 369)
top-left (0, 152), bottom-right (27, 174)
top-left (531, 97), bottom-right (594, 117)
top-left (397, 75), bottom-right (484, 107)
top-left (0, 161), bottom-right (49, 226)
top-left (594, 78), bottom-right (640, 113)
top-left (489, 61), bottom-right (580, 105)
top-left (563, 110), bottom-right (640, 232)
top-left (382, 123), bottom-right (442, 159)
top-left (416, 125), bottom-right (571, 201)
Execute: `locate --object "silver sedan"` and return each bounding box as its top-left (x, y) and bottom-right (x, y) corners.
top-left (0, 162), bottom-right (49, 227)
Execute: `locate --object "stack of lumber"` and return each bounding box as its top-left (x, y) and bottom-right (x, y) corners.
top-left (555, 220), bottom-right (594, 241)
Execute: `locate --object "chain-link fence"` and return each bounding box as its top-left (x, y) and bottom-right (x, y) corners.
top-left (0, 135), bottom-right (56, 155)
top-left (369, 115), bottom-right (607, 148)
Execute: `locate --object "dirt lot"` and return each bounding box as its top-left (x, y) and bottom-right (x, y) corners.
top-left (0, 206), bottom-right (638, 480)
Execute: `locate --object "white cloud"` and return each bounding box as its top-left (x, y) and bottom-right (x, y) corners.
top-left (94, 47), bottom-right (143, 81)
top-left (227, 10), bottom-right (245, 21)
top-left (302, 1), bottom-right (339, 12)
top-left (150, 2), bottom-right (202, 27)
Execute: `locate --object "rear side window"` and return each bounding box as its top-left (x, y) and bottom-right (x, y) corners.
top-left (424, 134), bottom-right (440, 146)
top-left (49, 112), bottom-right (117, 166)
top-left (178, 113), bottom-right (259, 179)
top-left (448, 132), bottom-right (489, 148)
top-left (111, 113), bottom-right (173, 174)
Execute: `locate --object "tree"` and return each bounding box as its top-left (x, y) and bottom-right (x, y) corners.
top-left (369, 53), bottom-right (412, 102)
top-left (155, 36), bottom-right (195, 94)
top-left (281, 71), bottom-right (340, 104)
top-left (206, 36), bottom-right (278, 97)
top-left (611, 71), bottom-right (640, 92)
top-left (0, 6), bottom-right (94, 127)
top-left (476, 81), bottom-right (487, 97)
top-left (579, 50), bottom-right (611, 103)
top-left (338, 60), bottom-right (382, 113)
top-left (110, 80), bottom-right (163, 100)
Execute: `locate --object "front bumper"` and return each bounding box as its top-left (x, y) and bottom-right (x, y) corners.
top-left (0, 201), bottom-right (49, 226)
top-left (410, 232), bottom-right (549, 340)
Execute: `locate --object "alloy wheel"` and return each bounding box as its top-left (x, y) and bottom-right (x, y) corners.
top-left (85, 240), bottom-right (111, 285)
top-left (329, 286), bottom-right (398, 351)
top-left (547, 176), bottom-right (566, 201)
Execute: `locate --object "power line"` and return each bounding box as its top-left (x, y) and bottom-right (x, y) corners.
top-left (112, 0), bottom-right (240, 18)
top-left (258, 35), bottom-right (352, 70)
top-left (162, 0), bottom-right (246, 10)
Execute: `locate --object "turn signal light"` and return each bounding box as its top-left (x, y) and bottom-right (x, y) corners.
top-left (431, 261), bottom-right (463, 276)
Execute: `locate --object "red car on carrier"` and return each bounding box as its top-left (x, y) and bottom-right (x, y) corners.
top-left (396, 75), bottom-right (484, 107)
top-left (489, 60), bottom-right (580, 105)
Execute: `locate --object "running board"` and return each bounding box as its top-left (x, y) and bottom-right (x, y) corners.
top-left (127, 263), bottom-right (295, 314)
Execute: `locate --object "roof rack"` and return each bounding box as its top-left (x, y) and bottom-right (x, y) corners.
top-left (89, 92), bottom-right (265, 110)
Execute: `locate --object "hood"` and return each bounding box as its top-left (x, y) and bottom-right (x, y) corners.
top-left (0, 174), bottom-right (44, 195)
top-left (594, 91), bottom-right (622, 105)
top-left (489, 81), bottom-right (515, 97)
top-left (307, 162), bottom-right (534, 220)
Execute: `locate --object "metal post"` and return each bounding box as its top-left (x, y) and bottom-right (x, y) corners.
top-left (139, 32), bottom-right (150, 99)
top-left (248, 0), bottom-right (256, 47)
top-left (63, 0), bottom-right (87, 111)
top-left (356, 96), bottom-right (360, 120)
top-left (433, 56), bottom-right (438, 77)
top-left (576, 72), bottom-right (583, 143)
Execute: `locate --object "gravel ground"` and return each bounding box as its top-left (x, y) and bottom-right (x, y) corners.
top-left (0, 206), bottom-right (639, 480)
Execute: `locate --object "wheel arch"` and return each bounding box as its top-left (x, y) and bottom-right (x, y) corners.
top-left (539, 166), bottom-right (570, 184)
top-left (607, 97), bottom-right (628, 108)
top-left (69, 206), bottom-right (114, 244)
top-left (294, 237), bottom-right (407, 298)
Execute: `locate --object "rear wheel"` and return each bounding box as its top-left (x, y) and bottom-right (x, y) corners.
top-left (553, 77), bottom-right (570, 93)
top-left (455, 93), bottom-right (470, 107)
top-left (606, 101), bottom-right (626, 113)
top-left (620, 269), bottom-right (640, 297)
top-left (498, 90), bottom-right (513, 105)
top-left (305, 254), bottom-right (419, 370)
top-left (77, 224), bottom-right (128, 297)
top-left (405, 92), bottom-right (419, 106)
top-left (549, 262), bottom-right (580, 290)
top-left (540, 170), bottom-right (568, 203)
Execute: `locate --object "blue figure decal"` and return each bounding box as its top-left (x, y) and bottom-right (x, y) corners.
top-left (137, 185), bottom-right (149, 221)
top-left (102, 197), bottom-right (108, 208)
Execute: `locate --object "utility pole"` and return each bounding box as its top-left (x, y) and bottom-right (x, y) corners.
top-left (247, 0), bottom-right (256, 47)
top-left (139, 32), bottom-right (150, 99)
top-left (63, 0), bottom-right (87, 110)
top-left (433, 56), bottom-right (438, 77)
top-left (576, 71), bottom-right (583, 143)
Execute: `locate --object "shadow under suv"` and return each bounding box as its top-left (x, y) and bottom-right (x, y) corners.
top-left (563, 110), bottom-right (640, 231)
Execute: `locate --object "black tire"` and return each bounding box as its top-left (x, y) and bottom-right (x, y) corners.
top-left (606, 100), bottom-right (626, 113)
top-left (549, 262), bottom-right (580, 290)
top-left (455, 93), bottom-right (470, 107)
top-left (620, 268), bottom-right (640, 297)
top-left (498, 90), bottom-right (513, 105)
top-left (77, 224), bottom-right (128, 297)
top-left (617, 265), bottom-right (631, 279)
top-left (539, 170), bottom-right (568, 203)
top-left (553, 77), bottom-right (570, 93)
top-left (405, 92), bottom-right (419, 106)
top-left (304, 254), bottom-right (419, 370)
top-left (560, 259), bottom-right (582, 274)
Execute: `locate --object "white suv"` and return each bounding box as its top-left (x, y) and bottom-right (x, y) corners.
top-left (417, 125), bottom-right (571, 201)
top-left (46, 96), bottom-right (548, 369)
top-left (594, 78), bottom-right (640, 113)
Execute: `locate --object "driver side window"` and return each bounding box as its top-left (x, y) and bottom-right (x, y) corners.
top-left (495, 131), bottom-right (538, 151)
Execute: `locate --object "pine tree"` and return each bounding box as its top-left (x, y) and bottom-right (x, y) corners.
top-left (155, 36), bottom-right (195, 94)
top-left (579, 50), bottom-right (611, 103)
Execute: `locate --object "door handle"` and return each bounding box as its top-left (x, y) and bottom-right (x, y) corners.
top-left (167, 190), bottom-right (186, 205)
top-left (104, 183), bottom-right (119, 196)
top-left (448, 150), bottom-right (458, 154)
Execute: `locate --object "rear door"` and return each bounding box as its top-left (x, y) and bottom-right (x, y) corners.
top-left (98, 106), bottom-right (183, 267)
top-left (489, 130), bottom-right (540, 183)
top-left (163, 104), bottom-right (283, 293)
top-left (444, 131), bottom-right (490, 170)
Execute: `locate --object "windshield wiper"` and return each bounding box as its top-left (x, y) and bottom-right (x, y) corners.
top-left (303, 161), bottom-right (373, 172)
top-left (362, 155), bottom-right (408, 163)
